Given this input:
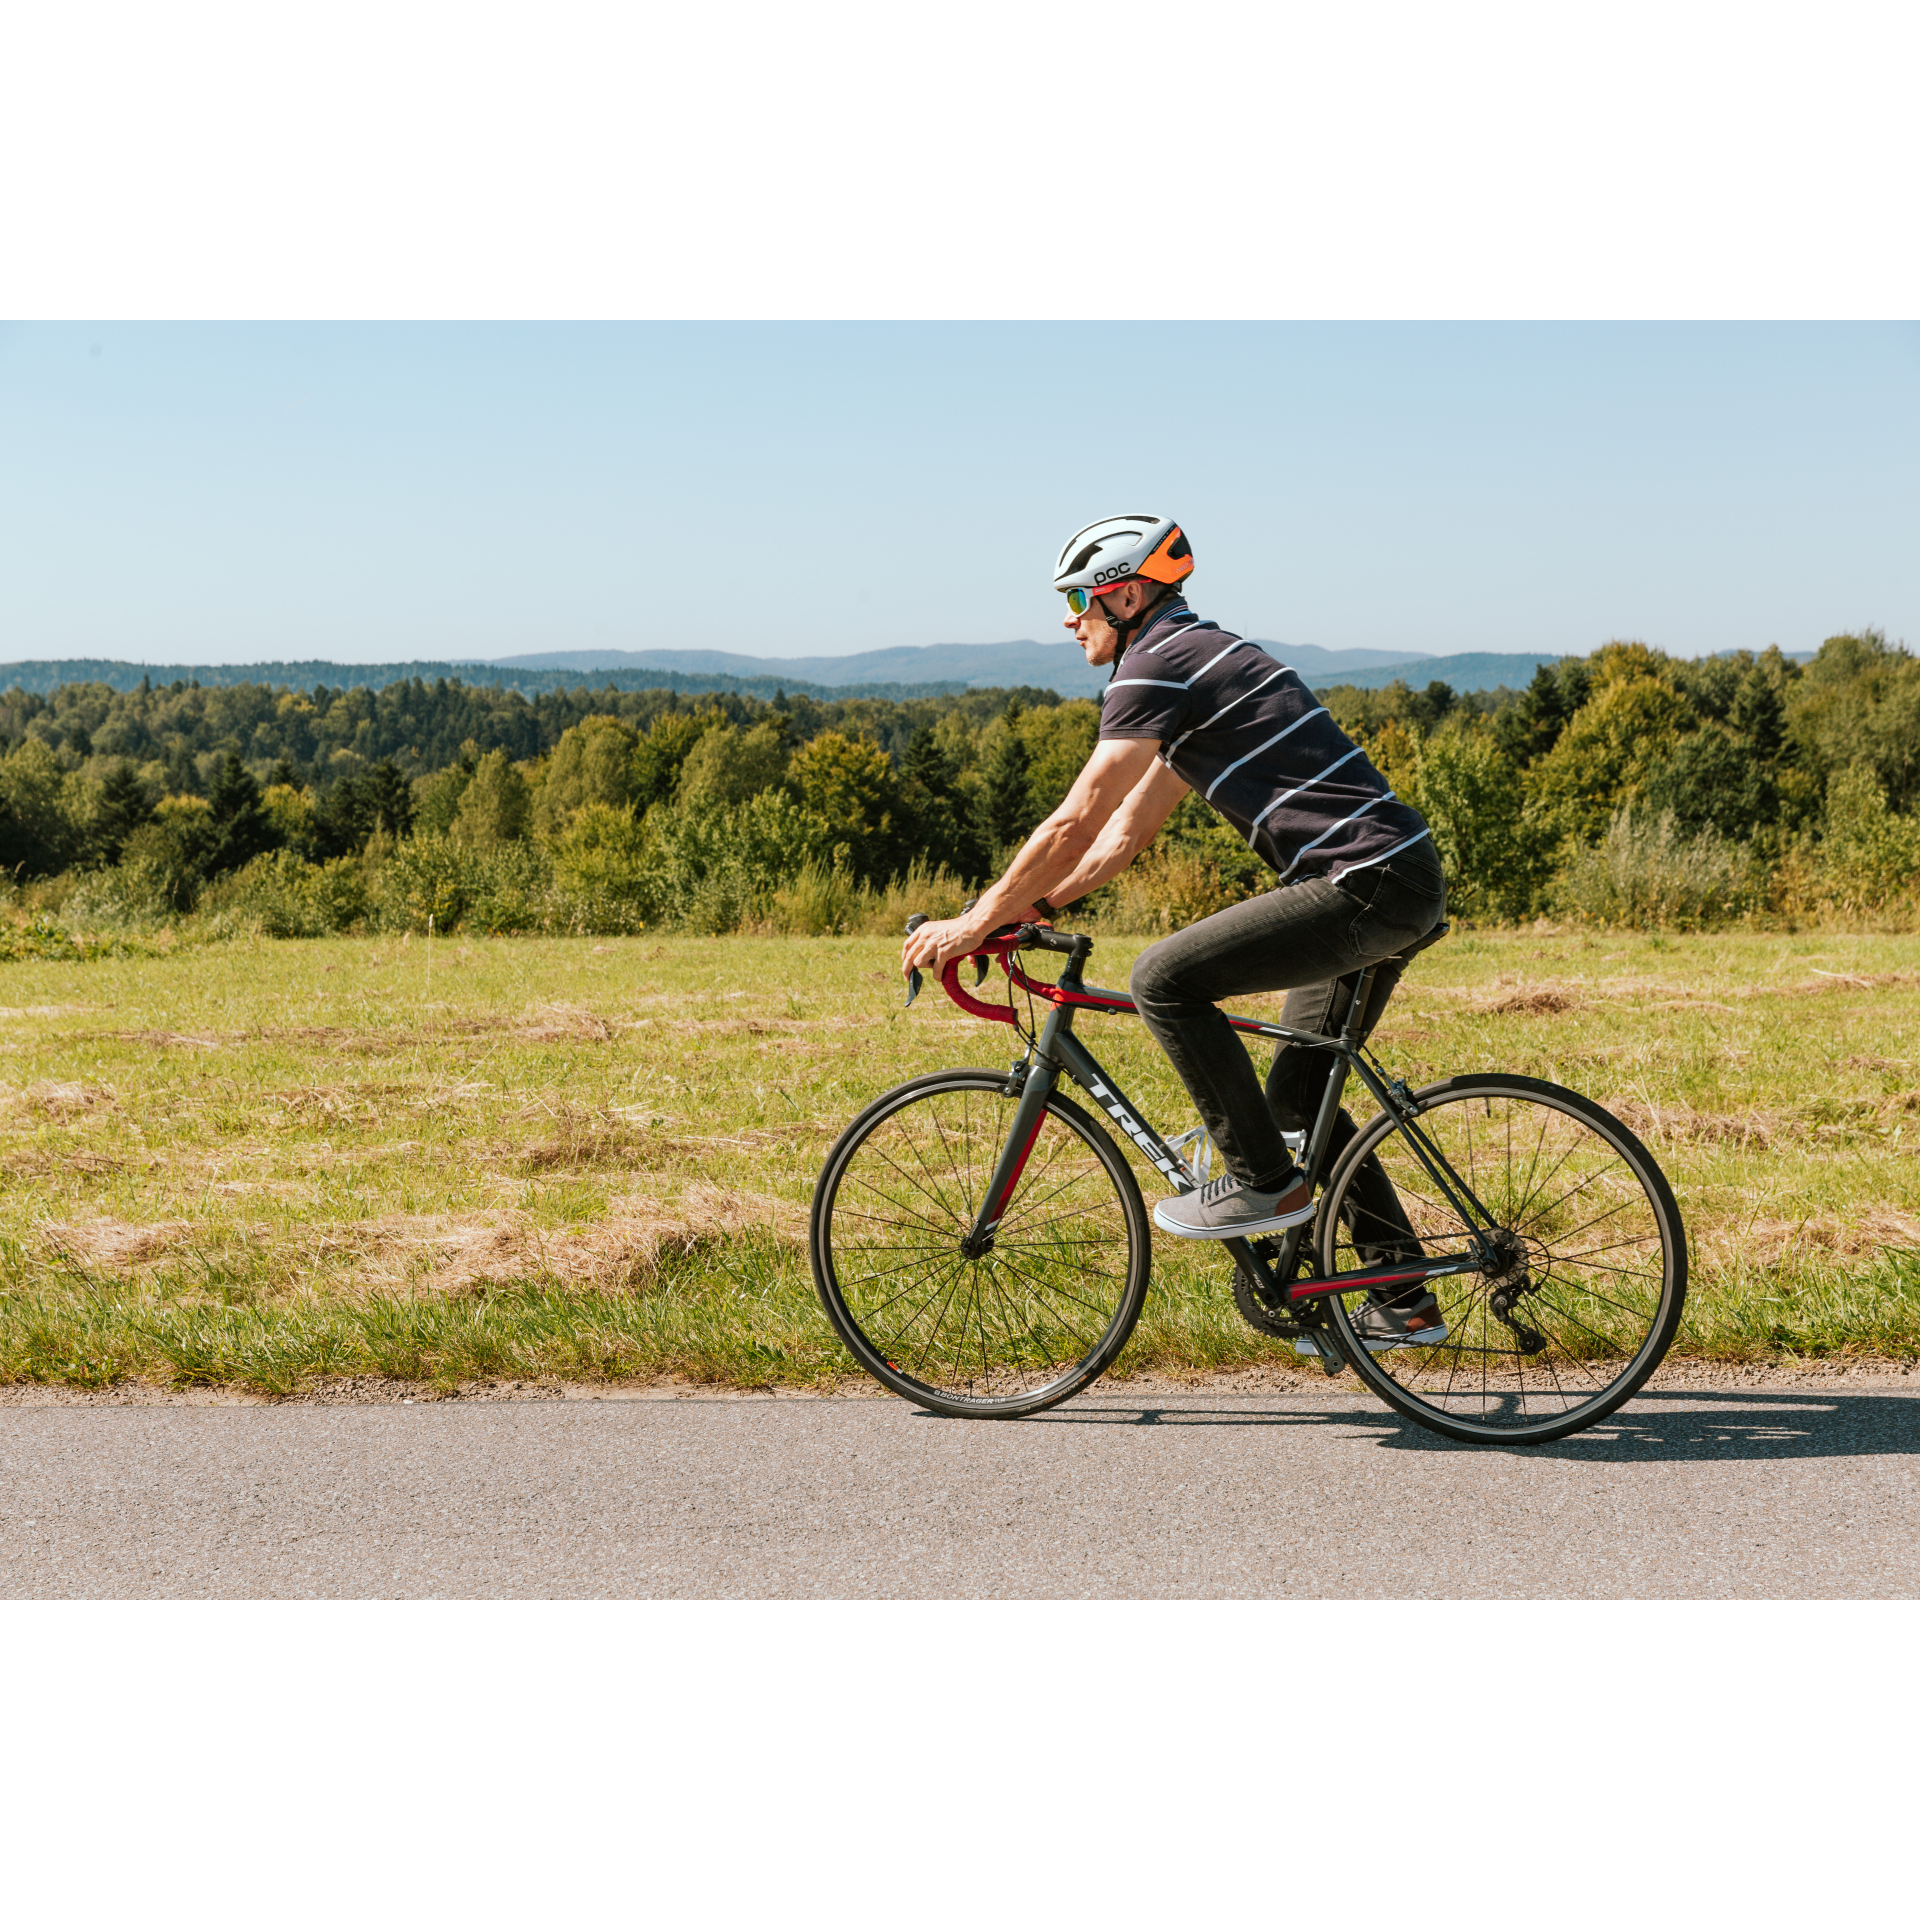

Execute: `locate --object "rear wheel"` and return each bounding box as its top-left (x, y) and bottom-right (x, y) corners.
top-left (1315, 1073), bottom-right (1687, 1445)
top-left (812, 1069), bottom-right (1151, 1418)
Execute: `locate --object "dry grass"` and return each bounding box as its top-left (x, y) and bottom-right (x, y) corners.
top-left (1, 923), bottom-right (1918, 1393)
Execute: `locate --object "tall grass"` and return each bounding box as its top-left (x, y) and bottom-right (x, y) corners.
top-left (1555, 809), bottom-right (1761, 930)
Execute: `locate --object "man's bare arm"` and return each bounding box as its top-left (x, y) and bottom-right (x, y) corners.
top-left (1044, 754), bottom-right (1189, 908)
top-left (901, 737), bottom-right (1164, 974)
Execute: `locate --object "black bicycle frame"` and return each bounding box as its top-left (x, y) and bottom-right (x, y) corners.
top-left (963, 957), bottom-right (1501, 1342)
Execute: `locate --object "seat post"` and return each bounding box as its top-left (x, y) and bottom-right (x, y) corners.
top-left (1339, 964), bottom-right (1377, 1045)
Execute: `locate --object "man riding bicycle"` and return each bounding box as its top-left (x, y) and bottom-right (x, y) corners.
top-left (901, 513), bottom-right (1450, 1347)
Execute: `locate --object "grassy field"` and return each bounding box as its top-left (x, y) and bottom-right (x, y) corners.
top-left (2, 925), bottom-right (1917, 1395)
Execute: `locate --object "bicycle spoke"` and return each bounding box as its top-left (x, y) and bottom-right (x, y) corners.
top-left (928, 1104), bottom-right (975, 1220)
top-left (1511, 1163), bottom-right (1628, 1240)
top-left (819, 1076), bottom-right (1144, 1410)
top-left (1549, 1253), bottom-right (1665, 1281)
top-left (1325, 1081), bottom-right (1683, 1437)
top-left (845, 1163), bottom-right (963, 1239)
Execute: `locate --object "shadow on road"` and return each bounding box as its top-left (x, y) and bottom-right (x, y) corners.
top-left (1027, 1389), bottom-right (1920, 1459)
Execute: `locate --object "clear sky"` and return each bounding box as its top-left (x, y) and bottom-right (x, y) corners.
top-left (1, 322), bottom-right (1914, 666)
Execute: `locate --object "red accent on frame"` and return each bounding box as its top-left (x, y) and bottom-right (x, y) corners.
top-left (1001, 957), bottom-right (1136, 1015)
top-left (1288, 1267), bottom-right (1431, 1300)
top-left (985, 1113), bottom-right (1046, 1227)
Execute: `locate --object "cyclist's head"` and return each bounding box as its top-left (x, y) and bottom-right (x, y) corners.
top-left (1054, 515), bottom-right (1193, 663)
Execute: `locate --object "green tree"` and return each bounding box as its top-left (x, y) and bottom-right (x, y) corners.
top-left (634, 709), bottom-right (727, 811)
top-left (1730, 666), bottom-right (1787, 761)
top-left (1494, 660), bottom-right (1593, 766)
top-left (124, 796), bottom-right (216, 909)
top-left (1786, 630), bottom-right (1920, 810)
top-left (1809, 764), bottom-right (1920, 915)
top-left (1525, 672), bottom-right (1695, 846)
top-left (978, 714), bottom-right (1036, 853)
top-left (677, 719), bottom-right (788, 812)
top-left (415, 749), bottom-right (478, 838)
top-left (534, 715), bottom-right (641, 836)
top-left (786, 730), bottom-right (899, 881)
top-left (311, 759), bottom-right (415, 859)
top-left (450, 750), bottom-right (532, 847)
top-left (204, 752), bottom-right (282, 877)
top-left (88, 762), bottom-right (155, 866)
top-left (898, 726), bottom-right (986, 880)
top-left (1406, 723), bottom-right (1551, 921)
top-left (1636, 726), bottom-right (1777, 843)
top-left (0, 738), bottom-right (82, 877)
top-left (1018, 700), bottom-right (1100, 819)
top-left (362, 760), bottom-right (416, 840)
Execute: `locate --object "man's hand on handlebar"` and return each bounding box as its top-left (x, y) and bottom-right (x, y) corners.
top-left (901, 905), bottom-right (1050, 980)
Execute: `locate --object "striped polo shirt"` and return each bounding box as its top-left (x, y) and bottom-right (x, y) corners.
top-left (1099, 598), bottom-right (1431, 884)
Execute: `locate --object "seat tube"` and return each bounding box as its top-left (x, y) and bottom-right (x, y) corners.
top-left (1303, 1049), bottom-right (1352, 1182)
top-left (964, 1004), bottom-right (1070, 1254)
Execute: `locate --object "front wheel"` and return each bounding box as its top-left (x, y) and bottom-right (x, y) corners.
top-left (1315, 1073), bottom-right (1687, 1445)
top-left (811, 1070), bottom-right (1151, 1418)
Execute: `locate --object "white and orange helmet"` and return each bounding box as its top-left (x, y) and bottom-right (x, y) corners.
top-left (1053, 514), bottom-right (1194, 613)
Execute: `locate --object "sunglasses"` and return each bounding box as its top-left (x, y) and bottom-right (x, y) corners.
top-left (1063, 582), bottom-right (1125, 617)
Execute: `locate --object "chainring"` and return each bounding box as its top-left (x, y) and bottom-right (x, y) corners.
top-left (1231, 1266), bottom-right (1305, 1336)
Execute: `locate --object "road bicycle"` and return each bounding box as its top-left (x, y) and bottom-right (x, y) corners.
top-left (809, 917), bottom-right (1687, 1445)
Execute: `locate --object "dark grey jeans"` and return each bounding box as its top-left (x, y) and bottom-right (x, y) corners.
top-left (1129, 838), bottom-right (1448, 1196)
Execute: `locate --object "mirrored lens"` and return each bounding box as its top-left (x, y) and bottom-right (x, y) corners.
top-left (1066, 588), bottom-right (1091, 615)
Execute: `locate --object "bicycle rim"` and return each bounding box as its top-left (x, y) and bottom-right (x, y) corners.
top-left (1316, 1073), bottom-right (1687, 1444)
top-left (811, 1070), bottom-right (1149, 1417)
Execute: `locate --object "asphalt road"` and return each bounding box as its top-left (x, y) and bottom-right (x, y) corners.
top-left (2, 1380), bottom-right (1915, 1598)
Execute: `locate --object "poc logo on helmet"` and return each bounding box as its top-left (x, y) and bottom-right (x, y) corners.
top-left (1093, 562), bottom-right (1132, 584)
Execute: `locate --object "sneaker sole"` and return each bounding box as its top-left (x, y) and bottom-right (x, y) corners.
top-left (1151, 1198), bottom-right (1316, 1240)
top-left (1297, 1322), bottom-right (1450, 1354)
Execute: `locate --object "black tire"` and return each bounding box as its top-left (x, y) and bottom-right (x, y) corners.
top-left (811, 1069), bottom-right (1151, 1418)
top-left (1314, 1073), bottom-right (1687, 1445)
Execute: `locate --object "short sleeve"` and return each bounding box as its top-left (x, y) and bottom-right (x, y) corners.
top-left (1098, 671), bottom-right (1191, 742)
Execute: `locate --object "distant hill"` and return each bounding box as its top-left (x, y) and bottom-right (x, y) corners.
top-left (1308, 651), bottom-right (1567, 694)
top-left (481, 640), bottom-right (1438, 699)
top-left (5, 643), bottom-right (1725, 706)
top-left (0, 658), bottom-right (972, 704)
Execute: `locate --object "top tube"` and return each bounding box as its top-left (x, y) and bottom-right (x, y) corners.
top-left (931, 926), bottom-right (1355, 1053)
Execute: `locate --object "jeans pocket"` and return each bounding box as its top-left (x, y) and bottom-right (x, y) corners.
top-left (1346, 862), bottom-right (1445, 959)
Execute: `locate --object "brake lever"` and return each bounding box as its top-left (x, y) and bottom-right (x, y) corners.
top-left (903, 913), bottom-right (928, 1009)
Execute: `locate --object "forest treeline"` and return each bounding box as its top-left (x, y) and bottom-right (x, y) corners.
top-left (2, 630), bottom-right (1916, 948)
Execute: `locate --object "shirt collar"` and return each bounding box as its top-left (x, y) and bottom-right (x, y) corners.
top-left (1111, 595), bottom-right (1200, 675)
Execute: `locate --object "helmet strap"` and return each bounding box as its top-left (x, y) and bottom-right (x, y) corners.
top-left (1104, 583), bottom-right (1175, 668)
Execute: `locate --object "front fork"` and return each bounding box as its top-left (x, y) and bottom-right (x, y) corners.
top-left (959, 1050), bottom-right (1060, 1257)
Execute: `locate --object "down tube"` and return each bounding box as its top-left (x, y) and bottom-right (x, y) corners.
top-left (1049, 1031), bottom-right (1195, 1192)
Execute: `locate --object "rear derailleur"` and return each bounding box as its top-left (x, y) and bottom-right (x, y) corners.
top-left (1483, 1229), bottom-right (1547, 1356)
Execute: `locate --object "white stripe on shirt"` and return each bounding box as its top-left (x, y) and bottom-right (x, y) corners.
top-left (1272, 790), bottom-right (1394, 877)
top-left (1248, 745), bottom-right (1365, 832)
top-left (1203, 708), bottom-right (1324, 802)
top-left (1322, 827), bottom-right (1434, 879)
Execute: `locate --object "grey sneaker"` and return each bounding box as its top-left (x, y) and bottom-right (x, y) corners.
top-left (1295, 1291), bottom-right (1450, 1355)
top-left (1153, 1173), bottom-right (1315, 1240)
